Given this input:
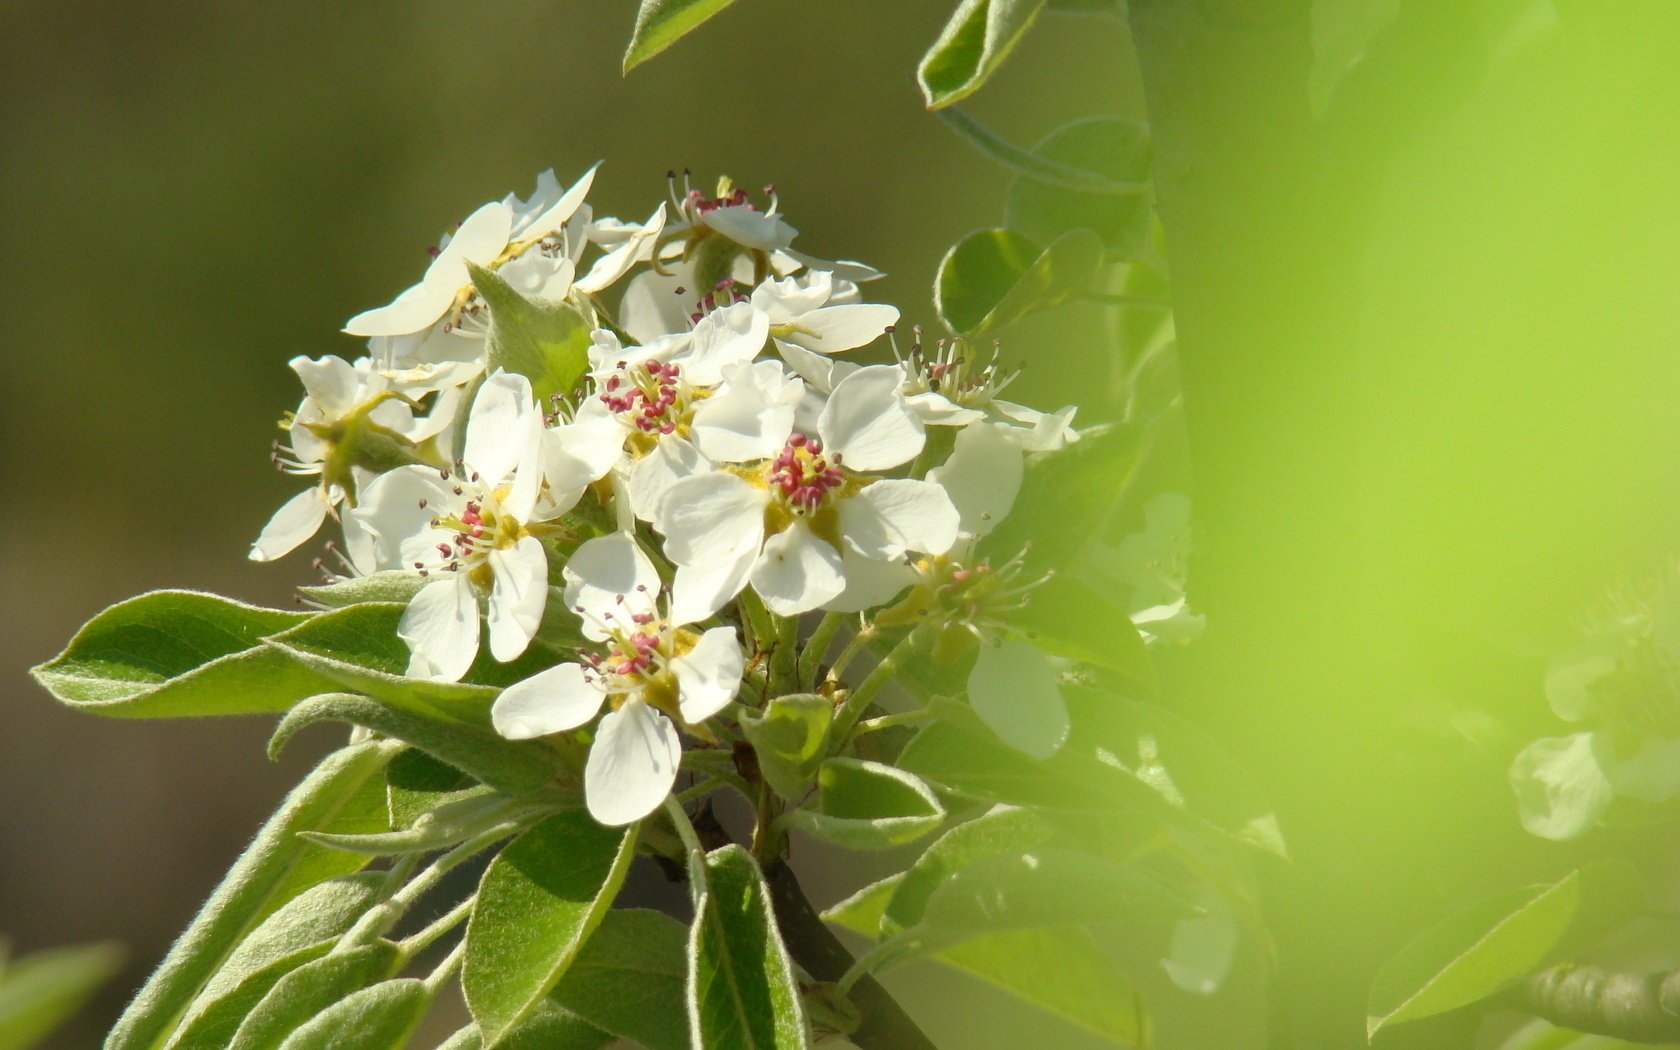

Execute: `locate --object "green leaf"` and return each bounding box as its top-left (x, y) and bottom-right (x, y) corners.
top-left (107, 742), bottom-right (398, 1050)
top-left (780, 758), bottom-right (945, 850)
top-left (549, 909), bottom-right (688, 1050)
top-left (1009, 575), bottom-right (1152, 687)
top-left (918, 848), bottom-right (1198, 940)
top-left (622, 0), bottom-right (741, 72)
top-left (917, 0), bottom-right (1049, 109)
top-left (0, 943), bottom-right (123, 1050)
top-left (261, 603), bottom-right (521, 721)
top-left (979, 424), bottom-right (1146, 574)
top-left (821, 876), bottom-right (901, 938)
top-left (1006, 117), bottom-right (1154, 255)
top-left (688, 845), bottom-right (809, 1049)
top-left (437, 1003), bottom-right (616, 1050)
top-left (934, 227), bottom-right (1103, 338)
top-left (299, 791), bottom-right (536, 856)
top-left (1366, 871), bottom-right (1585, 1038)
top-left (463, 812), bottom-right (639, 1046)
top-left (739, 694), bottom-right (833, 801)
top-left (881, 805), bottom-right (1055, 937)
top-left (269, 693), bottom-right (562, 798)
top-left (268, 979), bottom-right (430, 1050)
top-left (226, 942), bottom-right (401, 1050)
top-left (30, 591), bottom-right (332, 719)
top-left (297, 573), bottom-right (428, 610)
top-left (164, 944), bottom-right (335, 1050)
top-left (192, 874), bottom-right (385, 1009)
top-left (385, 748), bottom-right (488, 830)
top-left (469, 263), bottom-right (592, 403)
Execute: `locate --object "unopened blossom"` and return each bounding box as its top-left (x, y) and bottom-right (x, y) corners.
top-left (656, 364), bottom-right (959, 621)
top-left (252, 354), bottom-right (446, 563)
top-left (347, 372), bottom-right (564, 681)
top-left (491, 532), bottom-right (744, 825)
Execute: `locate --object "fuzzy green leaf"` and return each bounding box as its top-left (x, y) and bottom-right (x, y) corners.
top-left (688, 845), bottom-right (809, 1049)
top-left (781, 758), bottom-right (945, 851)
top-left (435, 1003), bottom-right (615, 1050)
top-left (163, 943), bottom-right (335, 1050)
top-left (0, 943), bottom-right (123, 1050)
top-left (469, 263), bottom-right (592, 404)
top-left (979, 424), bottom-right (1146, 576)
top-left (296, 573), bottom-right (428, 610)
top-left (881, 806), bottom-right (1055, 937)
top-left (385, 749), bottom-right (490, 831)
top-left (106, 742), bottom-right (399, 1050)
top-left (935, 227), bottom-right (1103, 338)
top-left (268, 979), bottom-right (429, 1050)
top-left (739, 694), bottom-right (833, 801)
top-left (548, 909), bottom-right (688, 1050)
top-left (623, 0), bottom-right (741, 72)
top-left (227, 942), bottom-right (401, 1050)
top-left (918, 0), bottom-right (1049, 109)
top-left (269, 693), bottom-right (562, 798)
top-left (463, 812), bottom-right (639, 1047)
top-left (30, 591), bottom-right (331, 719)
top-left (1006, 117), bottom-right (1154, 254)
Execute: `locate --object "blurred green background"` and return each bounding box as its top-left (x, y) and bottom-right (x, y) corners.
top-left (10, 1), bottom-right (1680, 1047)
top-left (0, 1), bottom-right (1142, 1045)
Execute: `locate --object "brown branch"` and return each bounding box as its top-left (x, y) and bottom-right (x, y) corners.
top-left (1523, 964), bottom-right (1680, 1043)
top-left (763, 861), bottom-right (939, 1050)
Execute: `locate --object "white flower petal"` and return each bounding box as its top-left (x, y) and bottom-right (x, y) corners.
top-left (619, 263), bottom-right (697, 344)
top-left (823, 550), bottom-right (917, 613)
top-left (840, 479), bottom-right (961, 560)
top-left (701, 206), bottom-right (796, 252)
top-left (776, 250), bottom-right (884, 283)
top-left (400, 576), bottom-right (480, 682)
top-left (926, 422), bottom-right (1024, 538)
top-left (486, 536), bottom-right (549, 662)
top-left (751, 522), bottom-right (845, 616)
top-left (1509, 732), bottom-right (1616, 840)
top-left (672, 626), bottom-right (745, 724)
top-left (464, 372), bottom-right (540, 488)
top-left (659, 472), bottom-right (769, 566)
top-left (992, 400), bottom-right (1079, 451)
top-left (344, 466), bottom-right (454, 572)
top-left (785, 304), bottom-right (900, 353)
top-left (563, 532), bottom-right (660, 639)
top-left (818, 364), bottom-right (924, 471)
top-left (289, 355), bottom-right (362, 417)
top-left (774, 337), bottom-right (858, 395)
top-left (424, 200), bottom-right (514, 293)
top-left (969, 641), bottom-right (1070, 759)
top-left (670, 546), bottom-right (759, 625)
top-left (690, 361), bottom-right (801, 464)
top-left (628, 436), bottom-right (709, 525)
top-left (574, 203), bottom-right (666, 294)
top-left (683, 301), bottom-right (770, 386)
top-left (344, 281), bottom-right (454, 338)
top-left (515, 162), bottom-right (599, 243)
top-left (249, 487), bottom-right (330, 563)
top-left (750, 272), bottom-right (833, 321)
top-left (491, 663), bottom-right (606, 739)
top-left (586, 701), bottom-right (681, 826)
top-left (906, 390), bottom-right (986, 427)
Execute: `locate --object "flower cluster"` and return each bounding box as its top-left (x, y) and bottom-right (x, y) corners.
top-left (254, 168), bottom-right (1083, 825)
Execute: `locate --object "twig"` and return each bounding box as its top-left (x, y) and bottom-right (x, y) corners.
top-left (935, 108), bottom-right (1150, 195)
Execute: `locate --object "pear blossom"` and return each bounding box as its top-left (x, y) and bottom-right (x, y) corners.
top-left (491, 532), bottom-right (744, 825)
top-left (252, 354), bottom-right (447, 563)
top-left (753, 271), bottom-right (899, 356)
top-left (656, 363), bottom-right (960, 621)
top-left (346, 372), bottom-right (563, 681)
top-left (344, 166), bottom-right (599, 339)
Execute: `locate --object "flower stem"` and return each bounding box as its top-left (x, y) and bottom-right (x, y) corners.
top-left (396, 896), bottom-right (474, 962)
top-left (737, 589), bottom-right (776, 655)
top-left (853, 708), bottom-right (935, 736)
top-left (423, 939), bottom-right (467, 994)
top-left (770, 613), bottom-right (800, 694)
top-left (334, 818), bottom-right (528, 952)
top-left (831, 629), bottom-right (927, 749)
top-left (936, 107), bottom-right (1150, 194)
top-left (663, 795), bottom-right (709, 901)
top-left (798, 612), bottom-right (846, 688)
top-left (824, 623), bottom-right (879, 687)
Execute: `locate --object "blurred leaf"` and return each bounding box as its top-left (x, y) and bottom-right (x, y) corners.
top-left (1010, 575), bottom-right (1153, 688)
top-left (918, 847), bottom-right (1198, 939)
top-left (165, 943), bottom-right (336, 1050)
top-left (1006, 116), bottom-right (1154, 254)
top-left (297, 573), bottom-right (428, 609)
top-left (935, 227), bottom-right (1103, 337)
top-left (881, 805), bottom-right (1055, 937)
top-left (549, 909), bottom-right (688, 1050)
top-left (1046, 0), bottom-right (1118, 11)
top-left (822, 876), bottom-right (1144, 1045)
top-left (268, 979), bottom-right (429, 1050)
top-left (106, 742), bottom-right (399, 1050)
top-left (0, 943), bottom-right (123, 1050)
top-left (226, 942), bottom-right (401, 1050)
top-left (1366, 869), bottom-right (1587, 1038)
top-left (463, 812), bottom-right (638, 1046)
top-left (470, 263), bottom-right (592, 403)
top-left (623, 0), bottom-right (741, 72)
top-left (979, 425), bottom-right (1147, 574)
top-left (918, 0), bottom-right (1049, 109)
top-left (689, 845), bottom-right (809, 1049)
top-left (30, 591), bottom-right (332, 718)
top-left (262, 602), bottom-right (539, 721)
top-left (386, 748), bottom-right (487, 830)
top-left (781, 758), bottom-right (945, 850)
top-left (740, 693), bottom-right (833, 801)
